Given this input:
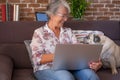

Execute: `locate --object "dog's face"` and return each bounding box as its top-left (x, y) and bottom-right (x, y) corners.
top-left (84, 33), bottom-right (101, 44)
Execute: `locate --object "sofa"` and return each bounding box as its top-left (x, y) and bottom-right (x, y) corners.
top-left (0, 20), bottom-right (120, 80)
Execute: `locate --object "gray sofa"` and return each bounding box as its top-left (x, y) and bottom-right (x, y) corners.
top-left (0, 20), bottom-right (120, 80)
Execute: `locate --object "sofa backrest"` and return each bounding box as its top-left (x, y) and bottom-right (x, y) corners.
top-left (0, 21), bottom-right (119, 68)
top-left (65, 20), bottom-right (120, 40)
top-left (0, 21), bottom-right (45, 68)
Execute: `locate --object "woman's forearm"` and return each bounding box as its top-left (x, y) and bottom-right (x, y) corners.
top-left (40, 54), bottom-right (54, 64)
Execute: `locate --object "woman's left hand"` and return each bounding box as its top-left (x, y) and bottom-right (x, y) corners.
top-left (89, 59), bottom-right (102, 72)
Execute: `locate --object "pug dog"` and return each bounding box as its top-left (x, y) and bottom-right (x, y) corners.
top-left (83, 32), bottom-right (101, 44)
top-left (85, 33), bottom-right (120, 74)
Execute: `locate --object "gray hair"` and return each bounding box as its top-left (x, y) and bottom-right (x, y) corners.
top-left (46, 0), bottom-right (70, 16)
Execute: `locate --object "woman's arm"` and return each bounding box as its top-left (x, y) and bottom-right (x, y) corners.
top-left (31, 29), bottom-right (54, 65)
top-left (40, 54), bottom-right (54, 64)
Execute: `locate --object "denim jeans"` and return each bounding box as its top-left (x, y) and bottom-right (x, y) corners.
top-left (71, 69), bottom-right (100, 80)
top-left (34, 69), bottom-right (100, 80)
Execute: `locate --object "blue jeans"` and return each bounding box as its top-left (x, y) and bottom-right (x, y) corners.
top-left (34, 69), bottom-right (99, 80)
top-left (71, 69), bottom-right (100, 80)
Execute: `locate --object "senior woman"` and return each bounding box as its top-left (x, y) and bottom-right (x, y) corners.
top-left (30, 0), bottom-right (102, 80)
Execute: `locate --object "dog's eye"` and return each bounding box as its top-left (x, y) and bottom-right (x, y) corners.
top-left (94, 35), bottom-right (101, 42)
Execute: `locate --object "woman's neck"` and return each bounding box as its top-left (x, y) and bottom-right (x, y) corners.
top-left (47, 21), bottom-right (60, 38)
top-left (48, 21), bottom-right (59, 30)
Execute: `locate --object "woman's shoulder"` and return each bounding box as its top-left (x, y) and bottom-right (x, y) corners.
top-left (63, 27), bottom-right (72, 32)
top-left (34, 25), bottom-right (46, 33)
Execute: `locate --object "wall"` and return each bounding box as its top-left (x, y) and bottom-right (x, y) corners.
top-left (0, 0), bottom-right (120, 21)
top-left (85, 0), bottom-right (120, 20)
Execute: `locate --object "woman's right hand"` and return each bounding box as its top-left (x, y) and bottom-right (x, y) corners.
top-left (40, 54), bottom-right (54, 64)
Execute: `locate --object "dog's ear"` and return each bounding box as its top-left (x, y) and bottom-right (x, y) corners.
top-left (85, 35), bottom-right (90, 39)
top-left (94, 34), bottom-right (101, 43)
top-left (83, 36), bottom-right (89, 44)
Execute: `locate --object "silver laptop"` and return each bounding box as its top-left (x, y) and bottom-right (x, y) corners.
top-left (52, 44), bottom-right (103, 70)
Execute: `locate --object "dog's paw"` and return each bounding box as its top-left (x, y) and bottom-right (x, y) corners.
top-left (112, 69), bottom-right (118, 75)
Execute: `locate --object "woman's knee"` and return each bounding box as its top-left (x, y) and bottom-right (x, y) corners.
top-left (55, 70), bottom-right (75, 80)
top-left (72, 69), bottom-right (99, 80)
top-left (34, 70), bottom-right (57, 80)
top-left (34, 70), bottom-right (75, 80)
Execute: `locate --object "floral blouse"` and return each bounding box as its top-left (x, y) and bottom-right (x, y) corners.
top-left (30, 23), bottom-right (77, 72)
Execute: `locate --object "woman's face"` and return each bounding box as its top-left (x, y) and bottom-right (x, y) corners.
top-left (50, 6), bottom-right (69, 28)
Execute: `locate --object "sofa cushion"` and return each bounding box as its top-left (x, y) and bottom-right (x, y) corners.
top-left (0, 55), bottom-right (13, 80)
top-left (97, 68), bottom-right (120, 80)
top-left (12, 69), bottom-right (35, 80)
top-left (72, 30), bottom-right (104, 43)
top-left (24, 40), bottom-right (33, 67)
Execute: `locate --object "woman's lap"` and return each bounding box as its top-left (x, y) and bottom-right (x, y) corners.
top-left (34, 69), bottom-right (75, 80)
top-left (34, 69), bottom-right (99, 80)
top-left (71, 69), bottom-right (100, 80)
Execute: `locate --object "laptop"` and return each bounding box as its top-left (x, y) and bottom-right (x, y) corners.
top-left (52, 44), bottom-right (103, 70)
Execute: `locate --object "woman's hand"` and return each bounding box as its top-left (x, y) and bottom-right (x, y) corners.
top-left (89, 59), bottom-right (102, 72)
top-left (40, 54), bottom-right (54, 64)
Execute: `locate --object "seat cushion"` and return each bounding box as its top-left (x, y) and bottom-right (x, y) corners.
top-left (97, 68), bottom-right (120, 80)
top-left (12, 69), bottom-right (35, 80)
top-left (0, 55), bottom-right (13, 80)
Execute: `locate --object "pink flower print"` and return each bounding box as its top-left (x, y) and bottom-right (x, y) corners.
top-left (63, 39), bottom-right (69, 44)
top-left (50, 41), bottom-right (55, 46)
top-left (33, 32), bottom-right (39, 39)
top-left (45, 49), bottom-right (51, 54)
top-left (37, 38), bottom-right (42, 43)
top-left (41, 44), bottom-right (46, 48)
top-left (32, 52), bottom-right (41, 60)
top-left (35, 53), bottom-right (41, 58)
top-left (33, 46), bottom-right (39, 51)
top-left (43, 32), bottom-right (50, 40)
top-left (64, 33), bottom-right (69, 38)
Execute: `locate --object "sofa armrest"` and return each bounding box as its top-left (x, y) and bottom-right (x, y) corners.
top-left (0, 55), bottom-right (13, 80)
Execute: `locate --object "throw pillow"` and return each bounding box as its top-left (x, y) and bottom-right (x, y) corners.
top-left (24, 40), bottom-right (33, 66)
top-left (72, 30), bottom-right (104, 44)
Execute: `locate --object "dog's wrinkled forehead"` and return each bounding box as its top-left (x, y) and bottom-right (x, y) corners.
top-left (85, 33), bottom-right (101, 44)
